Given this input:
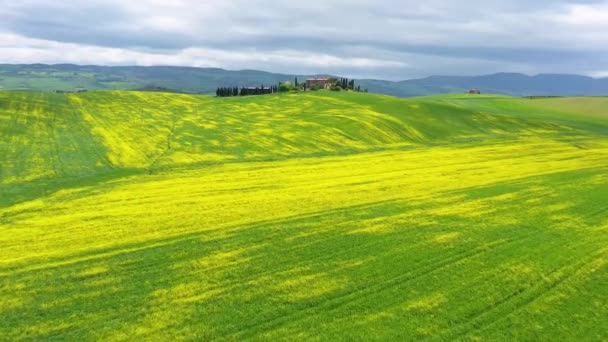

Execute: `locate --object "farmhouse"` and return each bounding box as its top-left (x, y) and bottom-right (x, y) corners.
top-left (468, 88), bottom-right (481, 94)
top-left (306, 78), bottom-right (333, 89)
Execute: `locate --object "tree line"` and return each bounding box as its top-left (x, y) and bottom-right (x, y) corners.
top-left (216, 85), bottom-right (278, 97)
top-left (216, 77), bottom-right (367, 97)
top-left (333, 78), bottom-right (363, 92)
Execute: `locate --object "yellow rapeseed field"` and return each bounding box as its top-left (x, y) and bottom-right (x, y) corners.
top-left (1, 91), bottom-right (607, 340)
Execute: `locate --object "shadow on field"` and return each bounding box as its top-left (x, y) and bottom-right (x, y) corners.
top-left (2, 168), bottom-right (607, 340)
top-left (0, 169), bottom-right (143, 209)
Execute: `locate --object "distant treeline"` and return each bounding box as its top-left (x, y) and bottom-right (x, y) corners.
top-left (216, 77), bottom-right (366, 97)
top-left (54, 89), bottom-right (88, 93)
top-left (523, 96), bottom-right (566, 99)
top-left (216, 85), bottom-right (278, 97)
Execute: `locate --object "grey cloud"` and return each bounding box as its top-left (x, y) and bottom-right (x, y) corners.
top-left (0, 0), bottom-right (607, 79)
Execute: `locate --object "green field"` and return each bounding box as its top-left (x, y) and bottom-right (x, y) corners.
top-left (1, 90), bottom-right (607, 340)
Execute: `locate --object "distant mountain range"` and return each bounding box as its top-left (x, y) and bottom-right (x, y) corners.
top-left (381, 73), bottom-right (608, 97)
top-left (1, 64), bottom-right (607, 97)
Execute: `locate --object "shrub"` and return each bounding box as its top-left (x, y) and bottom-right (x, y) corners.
top-left (311, 84), bottom-right (322, 91)
top-left (279, 82), bottom-right (295, 92)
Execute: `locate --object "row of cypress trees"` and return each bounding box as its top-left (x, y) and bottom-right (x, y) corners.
top-left (216, 85), bottom-right (279, 97)
top-left (338, 78), bottom-right (356, 90)
top-left (216, 77), bottom-right (366, 97)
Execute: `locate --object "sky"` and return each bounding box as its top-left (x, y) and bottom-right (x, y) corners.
top-left (1, 0), bottom-right (607, 80)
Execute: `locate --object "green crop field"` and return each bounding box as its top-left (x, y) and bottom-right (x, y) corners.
top-left (1, 90), bottom-right (607, 340)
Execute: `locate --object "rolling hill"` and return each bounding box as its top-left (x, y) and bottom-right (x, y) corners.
top-left (2, 64), bottom-right (608, 97)
top-left (1, 90), bottom-right (607, 340)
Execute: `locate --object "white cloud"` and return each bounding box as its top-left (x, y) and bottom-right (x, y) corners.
top-left (0, 33), bottom-right (411, 77)
top-left (590, 70), bottom-right (608, 78)
top-left (559, 3), bottom-right (608, 27)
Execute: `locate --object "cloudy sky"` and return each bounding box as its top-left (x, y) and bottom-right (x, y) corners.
top-left (1, 0), bottom-right (607, 80)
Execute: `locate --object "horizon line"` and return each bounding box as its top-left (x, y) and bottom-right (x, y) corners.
top-left (1, 63), bottom-right (606, 82)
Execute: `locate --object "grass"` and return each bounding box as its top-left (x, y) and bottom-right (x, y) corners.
top-left (1, 90), bottom-right (607, 340)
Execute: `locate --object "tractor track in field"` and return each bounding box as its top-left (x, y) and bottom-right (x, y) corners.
top-left (2, 108), bottom-right (28, 180)
top-left (442, 247), bottom-right (608, 341)
top-left (46, 102), bottom-right (64, 177)
top-left (69, 106), bottom-right (115, 170)
top-left (433, 200), bottom-right (608, 340)
top-left (146, 119), bottom-right (176, 174)
top-left (224, 225), bottom-right (548, 339)
top-left (67, 95), bottom-right (127, 170)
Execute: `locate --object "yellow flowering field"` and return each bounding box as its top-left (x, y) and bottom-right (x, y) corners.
top-left (1, 91), bottom-right (607, 340)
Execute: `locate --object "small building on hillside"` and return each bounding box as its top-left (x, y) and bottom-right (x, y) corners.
top-left (306, 78), bottom-right (333, 89)
top-left (468, 88), bottom-right (481, 94)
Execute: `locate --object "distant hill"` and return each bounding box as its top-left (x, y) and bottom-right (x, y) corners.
top-left (135, 85), bottom-right (185, 93)
top-left (384, 73), bottom-right (608, 97)
top-left (1, 64), bottom-right (607, 97)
